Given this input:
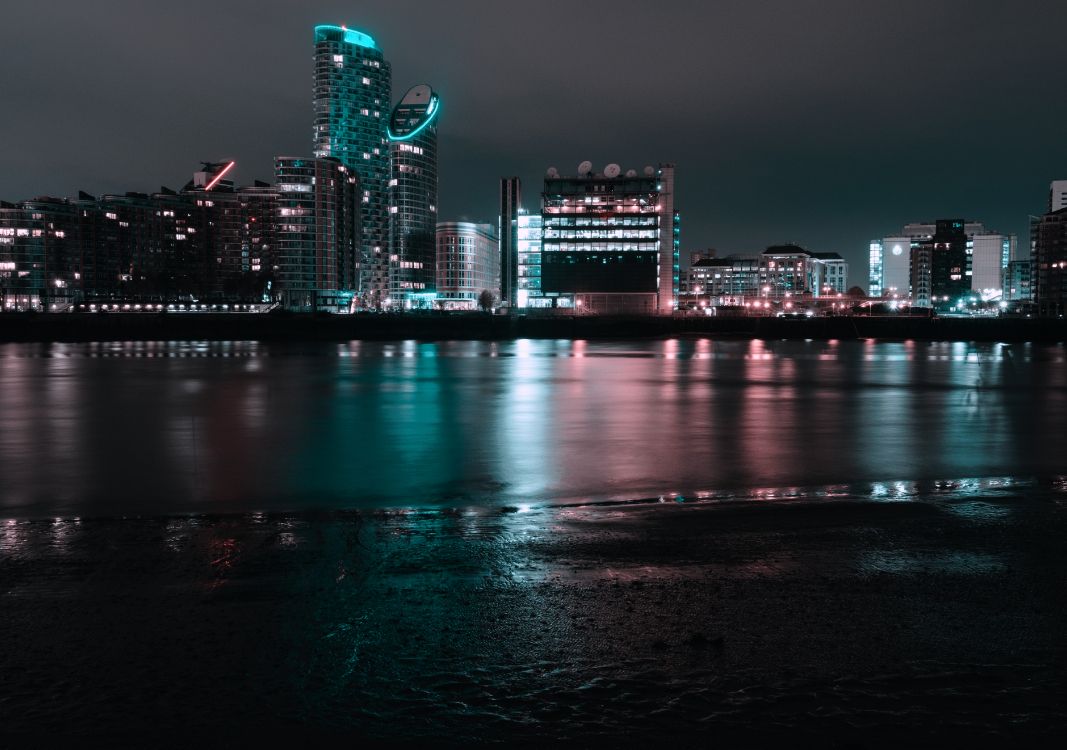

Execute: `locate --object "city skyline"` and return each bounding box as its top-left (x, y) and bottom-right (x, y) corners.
top-left (4, 1), bottom-right (1066, 287)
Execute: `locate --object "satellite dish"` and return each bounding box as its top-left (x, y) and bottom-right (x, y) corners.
top-left (578, 160), bottom-right (593, 176)
top-left (546, 167), bottom-right (559, 178)
top-left (625, 169), bottom-right (637, 178)
top-left (604, 163), bottom-right (621, 178)
top-left (643, 166), bottom-right (655, 177)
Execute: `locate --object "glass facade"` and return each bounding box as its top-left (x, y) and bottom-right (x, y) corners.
top-left (516, 212), bottom-right (542, 308)
top-left (312, 25), bottom-right (391, 304)
top-left (387, 85), bottom-right (439, 306)
top-left (540, 164), bottom-right (677, 314)
top-left (868, 241), bottom-right (883, 297)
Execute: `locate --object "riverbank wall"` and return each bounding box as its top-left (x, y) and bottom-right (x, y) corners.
top-left (1, 312), bottom-right (1065, 343)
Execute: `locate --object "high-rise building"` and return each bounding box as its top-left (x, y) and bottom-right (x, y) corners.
top-left (183, 164), bottom-right (278, 301)
top-left (387, 84), bottom-right (440, 307)
top-left (499, 177), bottom-right (521, 308)
top-left (274, 156), bottom-right (361, 311)
top-left (1049, 180), bottom-right (1067, 213)
top-left (435, 222), bottom-right (499, 309)
top-left (312, 24), bottom-right (391, 304)
top-left (1033, 207), bottom-right (1067, 316)
top-left (540, 163), bottom-right (678, 314)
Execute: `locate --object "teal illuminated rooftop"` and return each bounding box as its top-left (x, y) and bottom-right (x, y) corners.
top-left (314, 24), bottom-right (378, 50)
top-left (387, 86), bottom-right (441, 142)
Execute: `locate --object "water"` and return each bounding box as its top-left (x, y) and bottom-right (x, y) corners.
top-left (1, 338), bottom-right (1066, 518)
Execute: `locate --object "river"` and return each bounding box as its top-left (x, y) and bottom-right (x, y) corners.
top-left (1, 338), bottom-right (1064, 518)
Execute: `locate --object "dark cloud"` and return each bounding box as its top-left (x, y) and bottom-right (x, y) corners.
top-left (2, 0), bottom-right (1065, 285)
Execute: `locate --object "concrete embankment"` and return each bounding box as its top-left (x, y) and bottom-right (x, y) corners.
top-left (0, 312), bottom-right (1065, 343)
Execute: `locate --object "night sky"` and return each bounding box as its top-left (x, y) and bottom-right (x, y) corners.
top-left (3, 0), bottom-right (1066, 285)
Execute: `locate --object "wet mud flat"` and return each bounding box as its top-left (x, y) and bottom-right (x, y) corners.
top-left (1, 495), bottom-right (1064, 745)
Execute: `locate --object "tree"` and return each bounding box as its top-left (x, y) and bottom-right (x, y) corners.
top-left (847, 286), bottom-right (867, 299)
top-left (477, 289), bottom-right (495, 312)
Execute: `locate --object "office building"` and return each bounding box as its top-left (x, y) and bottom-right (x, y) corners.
top-left (760, 245), bottom-right (814, 295)
top-left (516, 211), bottom-right (545, 307)
top-left (870, 220), bottom-right (1014, 300)
top-left (868, 241), bottom-right (885, 298)
top-left (312, 24), bottom-right (391, 303)
top-left (540, 163), bottom-right (678, 314)
top-left (971, 233), bottom-right (1016, 297)
top-left (759, 246), bottom-right (849, 298)
top-left (869, 237), bottom-right (911, 298)
top-left (499, 177), bottom-right (521, 308)
top-left (387, 84), bottom-right (440, 307)
top-left (435, 222), bottom-right (499, 309)
top-left (811, 252), bottom-right (848, 295)
top-left (274, 156), bottom-right (361, 311)
top-left (682, 255), bottom-right (760, 308)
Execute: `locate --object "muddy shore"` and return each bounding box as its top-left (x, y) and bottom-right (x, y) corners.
top-left (2, 493), bottom-right (1064, 744)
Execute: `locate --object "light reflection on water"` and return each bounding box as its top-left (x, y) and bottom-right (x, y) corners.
top-left (0, 338), bottom-right (1065, 518)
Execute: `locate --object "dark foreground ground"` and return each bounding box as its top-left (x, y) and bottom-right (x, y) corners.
top-left (1, 490), bottom-right (1065, 746)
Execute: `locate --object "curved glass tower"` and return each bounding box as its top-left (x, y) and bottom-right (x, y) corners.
top-left (313, 25), bottom-right (391, 305)
top-left (387, 84), bottom-right (440, 306)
